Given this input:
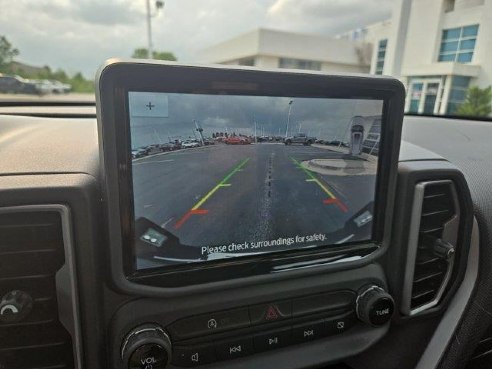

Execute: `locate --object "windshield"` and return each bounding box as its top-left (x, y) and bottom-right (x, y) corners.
top-left (0, 0), bottom-right (490, 119)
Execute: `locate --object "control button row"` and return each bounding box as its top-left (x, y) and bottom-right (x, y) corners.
top-left (168, 290), bottom-right (355, 340)
top-left (172, 312), bottom-right (356, 367)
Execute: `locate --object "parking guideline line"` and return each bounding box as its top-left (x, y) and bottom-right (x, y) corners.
top-left (174, 158), bottom-right (250, 229)
top-left (191, 157), bottom-right (250, 211)
top-left (290, 158), bottom-right (336, 199)
top-left (291, 157), bottom-right (348, 213)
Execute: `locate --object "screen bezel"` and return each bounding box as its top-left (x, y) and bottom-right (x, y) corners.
top-left (97, 60), bottom-right (405, 295)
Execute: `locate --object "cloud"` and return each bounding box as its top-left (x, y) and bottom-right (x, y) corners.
top-left (75, 1), bottom-right (142, 26)
top-left (267, 0), bottom-right (394, 34)
top-left (0, 0), bottom-right (393, 77)
top-left (29, 0), bottom-right (141, 26)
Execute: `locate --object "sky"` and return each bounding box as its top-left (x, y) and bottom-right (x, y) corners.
top-left (0, 0), bottom-right (394, 78)
top-left (129, 92), bottom-right (383, 148)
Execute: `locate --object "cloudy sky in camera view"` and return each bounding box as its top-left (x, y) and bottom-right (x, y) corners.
top-left (0, 0), bottom-right (394, 77)
top-left (129, 92), bottom-right (383, 148)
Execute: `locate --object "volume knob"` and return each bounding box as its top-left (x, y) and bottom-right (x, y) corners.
top-left (356, 285), bottom-right (394, 327)
top-left (121, 324), bottom-right (172, 369)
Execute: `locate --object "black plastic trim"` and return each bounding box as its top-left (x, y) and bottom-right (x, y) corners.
top-left (96, 59), bottom-right (405, 296)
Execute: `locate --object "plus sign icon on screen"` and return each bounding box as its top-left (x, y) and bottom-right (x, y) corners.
top-left (129, 92), bottom-right (169, 118)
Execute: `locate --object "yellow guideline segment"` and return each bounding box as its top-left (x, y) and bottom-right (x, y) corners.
top-left (191, 158), bottom-right (250, 210)
top-left (291, 157), bottom-right (337, 199)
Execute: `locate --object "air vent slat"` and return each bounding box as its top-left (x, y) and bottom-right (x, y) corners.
top-left (0, 341), bottom-right (66, 352)
top-left (0, 242), bottom-right (60, 254)
top-left (407, 181), bottom-right (459, 313)
top-left (423, 192), bottom-right (447, 199)
top-left (411, 289), bottom-right (435, 301)
top-left (421, 209), bottom-right (450, 217)
top-left (0, 250), bottom-right (64, 278)
top-left (419, 226), bottom-right (444, 234)
top-left (415, 256), bottom-right (441, 266)
top-left (0, 343), bottom-right (72, 368)
top-left (0, 248), bottom-right (59, 257)
top-left (413, 271), bottom-right (445, 284)
top-left (0, 210), bottom-right (75, 369)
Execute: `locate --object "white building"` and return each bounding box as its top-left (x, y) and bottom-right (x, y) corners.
top-left (198, 28), bottom-right (372, 74)
top-left (357, 0), bottom-right (492, 115)
top-left (199, 0), bottom-right (492, 116)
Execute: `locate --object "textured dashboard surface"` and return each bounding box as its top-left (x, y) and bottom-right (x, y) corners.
top-left (0, 115), bottom-right (99, 178)
top-left (403, 115), bottom-right (492, 369)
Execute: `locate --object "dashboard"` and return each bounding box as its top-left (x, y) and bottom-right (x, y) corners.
top-left (0, 62), bottom-right (491, 369)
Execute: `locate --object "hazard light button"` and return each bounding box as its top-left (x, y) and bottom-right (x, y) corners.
top-left (249, 301), bottom-right (292, 325)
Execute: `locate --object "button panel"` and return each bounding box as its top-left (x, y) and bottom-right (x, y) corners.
top-left (168, 291), bottom-right (354, 341)
top-left (167, 291), bottom-right (361, 367)
top-left (171, 310), bottom-right (357, 367)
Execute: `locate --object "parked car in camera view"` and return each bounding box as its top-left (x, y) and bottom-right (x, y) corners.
top-left (225, 136), bottom-right (251, 145)
top-left (284, 133), bottom-right (316, 145)
top-left (182, 140), bottom-right (200, 148)
top-left (203, 138), bottom-right (216, 145)
top-left (131, 148), bottom-right (148, 159)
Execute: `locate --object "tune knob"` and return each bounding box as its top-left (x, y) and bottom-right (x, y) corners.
top-left (121, 324), bottom-right (172, 369)
top-left (356, 285), bottom-right (394, 327)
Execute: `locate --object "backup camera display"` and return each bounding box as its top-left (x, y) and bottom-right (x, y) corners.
top-left (129, 91), bottom-right (383, 270)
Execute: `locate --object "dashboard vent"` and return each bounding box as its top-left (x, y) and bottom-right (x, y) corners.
top-left (402, 180), bottom-right (460, 315)
top-left (0, 210), bottom-right (76, 369)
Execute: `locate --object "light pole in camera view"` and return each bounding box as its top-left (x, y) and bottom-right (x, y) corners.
top-left (285, 100), bottom-right (293, 138)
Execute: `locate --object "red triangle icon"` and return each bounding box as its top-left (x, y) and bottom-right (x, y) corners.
top-left (266, 305), bottom-right (279, 320)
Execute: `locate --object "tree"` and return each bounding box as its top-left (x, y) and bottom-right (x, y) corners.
top-left (153, 51), bottom-right (177, 61)
top-left (456, 86), bottom-right (492, 117)
top-left (0, 35), bottom-right (19, 70)
top-left (131, 48), bottom-right (177, 61)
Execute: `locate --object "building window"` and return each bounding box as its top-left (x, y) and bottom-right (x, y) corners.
top-left (375, 39), bottom-right (387, 75)
top-left (238, 58), bottom-right (255, 66)
top-left (438, 25), bottom-right (479, 63)
top-left (409, 82), bottom-right (424, 113)
top-left (444, 0), bottom-right (455, 12)
top-left (407, 76), bottom-right (446, 114)
top-left (278, 58), bottom-right (322, 71)
top-left (362, 118), bottom-right (382, 155)
top-left (447, 76), bottom-right (471, 114)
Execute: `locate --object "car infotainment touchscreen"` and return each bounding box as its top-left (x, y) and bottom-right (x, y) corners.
top-left (129, 91), bottom-right (384, 270)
